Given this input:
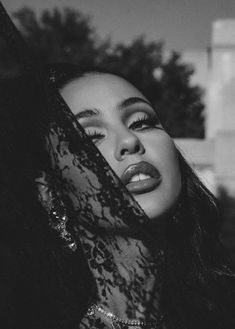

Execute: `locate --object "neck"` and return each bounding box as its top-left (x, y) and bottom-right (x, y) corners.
top-left (80, 230), bottom-right (165, 322)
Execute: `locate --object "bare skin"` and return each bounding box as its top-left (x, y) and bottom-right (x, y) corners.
top-left (37, 73), bottom-right (181, 328)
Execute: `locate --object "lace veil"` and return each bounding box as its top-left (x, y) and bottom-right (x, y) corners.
top-left (1, 3), bottom-right (235, 329)
top-left (0, 3), bottom-right (167, 329)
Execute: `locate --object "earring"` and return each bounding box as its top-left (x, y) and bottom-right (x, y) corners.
top-left (36, 180), bottom-right (77, 252)
top-left (48, 194), bottom-right (77, 252)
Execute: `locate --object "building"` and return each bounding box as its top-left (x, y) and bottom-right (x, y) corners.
top-left (174, 19), bottom-right (235, 197)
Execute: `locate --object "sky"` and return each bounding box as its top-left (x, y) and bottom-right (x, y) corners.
top-left (2, 0), bottom-right (235, 52)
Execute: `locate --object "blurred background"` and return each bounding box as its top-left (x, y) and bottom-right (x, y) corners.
top-left (1, 0), bottom-right (235, 265)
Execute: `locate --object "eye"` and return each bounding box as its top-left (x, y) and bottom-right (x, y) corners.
top-left (128, 114), bottom-right (160, 131)
top-left (86, 129), bottom-right (105, 144)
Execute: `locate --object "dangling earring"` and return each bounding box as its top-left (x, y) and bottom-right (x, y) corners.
top-left (36, 179), bottom-right (77, 252)
top-left (47, 193), bottom-right (77, 252)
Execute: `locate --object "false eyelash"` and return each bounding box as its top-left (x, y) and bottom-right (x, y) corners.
top-left (129, 114), bottom-right (160, 129)
top-left (86, 130), bottom-right (105, 139)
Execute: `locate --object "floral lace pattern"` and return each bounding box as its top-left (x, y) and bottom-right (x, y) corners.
top-left (1, 2), bottom-right (235, 329)
top-left (0, 2), bottom-right (166, 328)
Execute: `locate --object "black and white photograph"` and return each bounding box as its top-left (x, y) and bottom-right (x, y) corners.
top-left (1, 1), bottom-right (235, 328)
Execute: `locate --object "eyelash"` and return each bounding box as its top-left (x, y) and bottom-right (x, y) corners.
top-left (128, 114), bottom-right (160, 130)
top-left (86, 130), bottom-right (105, 143)
top-left (86, 114), bottom-right (160, 143)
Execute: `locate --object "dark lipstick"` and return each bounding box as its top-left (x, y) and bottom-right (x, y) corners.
top-left (121, 161), bottom-right (162, 194)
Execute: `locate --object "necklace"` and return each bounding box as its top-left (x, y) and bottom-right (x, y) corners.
top-left (87, 304), bottom-right (164, 329)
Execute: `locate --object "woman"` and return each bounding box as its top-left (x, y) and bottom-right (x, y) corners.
top-left (1, 59), bottom-right (234, 329)
top-left (0, 5), bottom-right (235, 328)
top-left (42, 63), bottom-right (235, 329)
top-left (45, 63), bottom-right (182, 328)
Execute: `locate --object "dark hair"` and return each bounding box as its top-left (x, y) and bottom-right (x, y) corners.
top-left (48, 63), bottom-right (235, 328)
top-left (48, 62), bottom-right (144, 92)
top-left (1, 64), bottom-right (235, 329)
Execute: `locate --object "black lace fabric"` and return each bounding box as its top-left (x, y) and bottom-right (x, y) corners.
top-left (0, 3), bottom-right (166, 329)
top-left (1, 3), bottom-right (235, 329)
top-left (46, 78), bottom-right (167, 326)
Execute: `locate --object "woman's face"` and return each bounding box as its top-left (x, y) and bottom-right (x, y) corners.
top-left (60, 73), bottom-right (181, 221)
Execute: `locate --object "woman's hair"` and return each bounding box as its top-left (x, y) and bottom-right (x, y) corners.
top-left (48, 62), bottom-right (235, 327)
top-left (1, 63), bottom-right (235, 329)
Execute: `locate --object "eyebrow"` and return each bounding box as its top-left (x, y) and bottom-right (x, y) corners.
top-left (75, 97), bottom-right (152, 120)
top-left (117, 97), bottom-right (152, 110)
top-left (75, 108), bottom-right (99, 120)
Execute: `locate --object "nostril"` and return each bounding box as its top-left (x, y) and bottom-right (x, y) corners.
top-left (134, 144), bottom-right (140, 153)
top-left (120, 144), bottom-right (141, 157)
top-left (120, 148), bottom-right (127, 156)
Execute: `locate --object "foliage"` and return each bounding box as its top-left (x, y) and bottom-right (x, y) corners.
top-left (100, 39), bottom-right (204, 138)
top-left (3, 6), bottom-right (205, 138)
top-left (13, 7), bottom-right (100, 66)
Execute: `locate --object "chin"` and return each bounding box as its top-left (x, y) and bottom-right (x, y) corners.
top-left (138, 201), bottom-right (170, 221)
top-left (134, 187), bottom-right (180, 222)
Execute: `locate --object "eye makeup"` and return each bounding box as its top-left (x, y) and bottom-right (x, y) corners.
top-left (128, 113), bottom-right (161, 131)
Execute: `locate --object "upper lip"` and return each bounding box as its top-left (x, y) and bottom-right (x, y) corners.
top-left (121, 161), bottom-right (161, 185)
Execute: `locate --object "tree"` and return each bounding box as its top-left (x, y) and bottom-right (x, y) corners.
top-left (157, 52), bottom-right (204, 138)
top-left (13, 7), bottom-right (103, 66)
top-left (99, 37), bottom-right (204, 138)
top-left (10, 6), bottom-right (204, 138)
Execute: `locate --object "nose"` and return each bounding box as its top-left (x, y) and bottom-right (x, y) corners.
top-left (115, 130), bottom-right (145, 161)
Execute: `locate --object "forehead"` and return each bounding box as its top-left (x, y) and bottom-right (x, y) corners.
top-left (60, 73), bottom-right (147, 111)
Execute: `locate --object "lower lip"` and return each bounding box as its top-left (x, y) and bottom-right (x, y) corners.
top-left (126, 177), bottom-right (162, 195)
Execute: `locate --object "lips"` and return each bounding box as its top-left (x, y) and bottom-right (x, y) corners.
top-left (121, 161), bottom-right (162, 195)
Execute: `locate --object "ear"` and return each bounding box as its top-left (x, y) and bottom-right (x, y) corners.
top-left (34, 171), bottom-right (52, 208)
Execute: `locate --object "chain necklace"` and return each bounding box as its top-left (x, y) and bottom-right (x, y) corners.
top-left (87, 304), bottom-right (164, 329)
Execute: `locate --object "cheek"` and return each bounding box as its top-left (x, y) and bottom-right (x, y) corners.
top-left (146, 132), bottom-right (181, 189)
top-left (163, 139), bottom-right (180, 176)
top-left (97, 139), bottom-right (117, 170)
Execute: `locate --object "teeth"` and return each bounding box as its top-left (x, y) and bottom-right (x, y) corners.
top-left (129, 173), bottom-right (151, 183)
top-left (130, 175), bottom-right (139, 182)
top-left (139, 173), bottom-right (151, 180)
